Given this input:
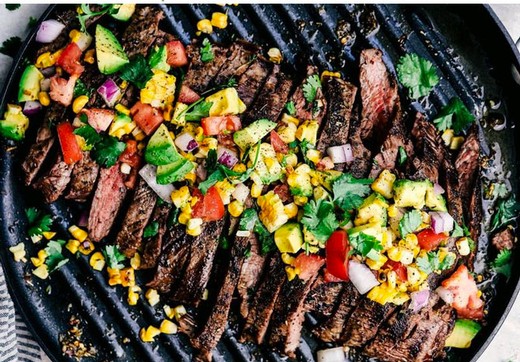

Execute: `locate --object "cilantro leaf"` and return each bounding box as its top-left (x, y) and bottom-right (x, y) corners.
top-left (301, 199), bottom-right (339, 243)
top-left (143, 221), bottom-right (159, 238)
top-left (199, 169), bottom-right (225, 194)
top-left (73, 79), bottom-right (92, 98)
top-left (399, 210), bottom-right (422, 237)
top-left (332, 173), bottom-right (373, 212)
top-left (103, 245), bottom-right (126, 270)
top-left (416, 250), bottom-right (455, 274)
top-left (285, 101), bottom-right (296, 116)
top-left (491, 195), bottom-right (520, 232)
top-left (119, 55), bottom-right (154, 89)
top-left (397, 53), bottom-right (439, 99)
top-left (92, 136), bottom-right (127, 168)
top-left (398, 146), bottom-right (407, 166)
top-left (184, 101), bottom-right (213, 121)
top-left (77, 4), bottom-right (117, 33)
top-left (492, 183), bottom-right (509, 199)
top-left (239, 209), bottom-right (259, 232)
top-left (348, 232), bottom-right (383, 260)
top-left (226, 77), bottom-right (237, 88)
top-left (491, 249), bottom-right (512, 279)
top-left (302, 74), bottom-right (321, 104)
top-left (200, 38), bottom-right (214, 63)
top-left (433, 97), bottom-right (475, 134)
top-left (25, 207), bottom-right (53, 237)
top-left (45, 239), bottom-right (69, 273)
top-left (74, 124), bottom-right (102, 148)
top-left (451, 222), bottom-right (464, 238)
top-left (255, 221), bottom-right (276, 255)
top-left (0, 36), bottom-right (22, 57)
top-left (205, 149), bottom-right (218, 174)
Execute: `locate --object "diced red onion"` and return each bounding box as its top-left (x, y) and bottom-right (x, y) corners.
top-left (232, 183), bottom-right (249, 203)
top-left (195, 164), bottom-right (207, 181)
top-left (327, 143), bottom-right (354, 164)
top-left (175, 132), bottom-right (199, 152)
top-left (74, 32), bottom-right (92, 52)
top-left (436, 286), bottom-right (454, 305)
top-left (217, 146), bottom-right (239, 168)
top-left (36, 20), bottom-right (65, 43)
top-left (23, 101), bottom-right (42, 116)
top-left (40, 66), bottom-right (56, 78)
top-left (317, 347), bottom-right (346, 362)
top-left (40, 78), bottom-right (51, 92)
top-left (97, 78), bottom-right (121, 107)
top-left (78, 210), bottom-right (89, 227)
top-left (433, 183), bottom-right (445, 195)
top-left (430, 211), bottom-right (454, 234)
top-left (139, 164), bottom-right (175, 203)
top-left (410, 289), bottom-right (430, 313)
top-left (348, 260), bottom-right (379, 295)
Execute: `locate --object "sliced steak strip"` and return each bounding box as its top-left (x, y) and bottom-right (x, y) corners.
top-left (236, 57), bottom-right (272, 108)
top-left (33, 154), bottom-right (74, 204)
top-left (212, 41), bottom-right (259, 87)
top-left (290, 65), bottom-right (327, 124)
top-left (467, 180), bottom-right (482, 266)
top-left (443, 156), bottom-right (464, 226)
top-left (87, 164), bottom-right (127, 242)
top-left (455, 125), bottom-right (480, 211)
top-left (314, 282), bottom-right (361, 342)
top-left (410, 113), bottom-right (444, 184)
top-left (170, 219), bottom-right (226, 305)
top-left (121, 6), bottom-right (165, 58)
top-left (65, 152), bottom-right (100, 202)
top-left (115, 177), bottom-right (156, 258)
top-left (346, 104), bottom-right (371, 178)
top-left (183, 44), bottom-right (229, 94)
top-left (141, 202), bottom-right (171, 269)
top-left (21, 103), bottom-right (66, 186)
top-left (240, 254), bottom-right (285, 345)
top-left (316, 76), bottom-right (357, 153)
top-left (304, 277), bottom-right (344, 321)
top-left (492, 227), bottom-right (515, 251)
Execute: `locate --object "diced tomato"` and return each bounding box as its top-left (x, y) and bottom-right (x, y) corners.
top-left (294, 254), bottom-right (325, 282)
top-left (130, 101), bottom-right (164, 135)
top-left (119, 140), bottom-right (141, 168)
top-left (191, 186), bottom-right (225, 222)
top-left (442, 264), bottom-right (484, 320)
top-left (201, 116), bottom-right (241, 136)
top-left (270, 130), bottom-right (288, 154)
top-left (81, 108), bottom-right (115, 132)
top-left (166, 41), bottom-right (188, 67)
top-left (56, 42), bottom-right (84, 75)
top-left (325, 230), bottom-right (350, 281)
top-left (191, 188), bottom-right (205, 218)
top-left (323, 268), bottom-right (343, 283)
top-left (124, 167), bottom-right (139, 190)
top-left (384, 260), bottom-right (408, 282)
top-left (49, 74), bottom-right (78, 107)
top-left (178, 85), bottom-right (200, 104)
top-left (417, 228), bottom-right (448, 251)
top-left (56, 122), bottom-right (82, 165)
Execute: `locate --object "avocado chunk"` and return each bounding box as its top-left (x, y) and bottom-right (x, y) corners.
top-left (348, 222), bottom-right (384, 242)
top-left (156, 158), bottom-right (194, 185)
top-left (148, 46), bottom-right (170, 72)
top-left (145, 124), bottom-right (182, 166)
top-left (233, 118), bottom-right (277, 150)
top-left (0, 104), bottom-right (30, 141)
top-left (274, 223), bottom-right (303, 253)
top-left (110, 4), bottom-right (135, 21)
top-left (425, 185), bottom-right (448, 212)
top-left (18, 65), bottom-right (43, 102)
top-left (205, 88), bottom-right (246, 116)
top-left (355, 193), bottom-right (389, 226)
top-left (95, 24), bottom-right (129, 75)
top-left (444, 319), bottom-right (481, 348)
top-left (393, 179), bottom-right (432, 209)
top-left (251, 143), bottom-right (283, 185)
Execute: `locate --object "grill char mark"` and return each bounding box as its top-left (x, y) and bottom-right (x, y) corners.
top-left (140, 203), bottom-right (171, 270)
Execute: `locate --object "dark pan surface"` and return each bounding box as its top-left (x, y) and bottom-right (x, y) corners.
top-left (1, 4), bottom-right (520, 361)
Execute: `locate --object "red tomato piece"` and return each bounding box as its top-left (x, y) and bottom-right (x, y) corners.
top-left (56, 42), bottom-right (84, 75)
top-left (190, 187), bottom-right (225, 222)
top-left (325, 230), bottom-right (350, 281)
top-left (417, 228), bottom-right (448, 251)
top-left (191, 188), bottom-right (206, 219)
top-left (442, 264), bottom-right (484, 320)
top-left (201, 116), bottom-right (241, 136)
top-left (56, 122), bottom-right (82, 165)
top-left (81, 108), bottom-right (115, 132)
top-left (166, 41), bottom-right (188, 67)
top-left (130, 101), bottom-right (164, 135)
top-left (294, 254), bottom-right (325, 282)
top-left (119, 140), bottom-right (141, 168)
top-left (178, 85), bottom-right (200, 104)
top-left (270, 130), bottom-right (288, 154)
top-left (384, 260), bottom-right (408, 282)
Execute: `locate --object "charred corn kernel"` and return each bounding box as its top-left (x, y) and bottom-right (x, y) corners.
top-left (145, 289), bottom-right (160, 307)
top-left (90, 252), bottom-right (105, 271)
top-left (72, 95), bottom-right (89, 113)
top-left (285, 266), bottom-right (297, 281)
top-left (251, 183), bottom-right (263, 198)
top-left (65, 239), bottom-right (80, 254)
top-left (127, 285), bottom-right (141, 306)
top-left (284, 203), bottom-right (298, 219)
top-left (371, 170), bottom-right (396, 199)
top-left (33, 264), bottom-right (49, 279)
top-left (306, 149), bottom-right (321, 164)
top-left (140, 326), bottom-right (161, 342)
top-left (187, 226), bottom-right (202, 236)
top-left (294, 195), bottom-right (308, 206)
top-left (404, 233), bottom-right (418, 249)
top-left (295, 120), bottom-right (319, 145)
top-left (321, 70), bottom-right (341, 80)
top-left (163, 305), bottom-right (175, 319)
top-left (115, 103), bottom-right (130, 115)
top-left (130, 252), bottom-right (141, 269)
top-left (367, 284), bottom-right (399, 305)
top-left (406, 266), bottom-right (421, 286)
top-left (132, 127), bottom-right (146, 141)
top-left (120, 267), bottom-right (136, 287)
top-left (140, 71), bottom-right (177, 109)
top-left (197, 19), bottom-right (213, 34)
top-left (68, 225), bottom-right (88, 242)
top-left (9, 243), bottom-right (26, 262)
top-left (387, 205), bottom-right (399, 218)
top-left (456, 237), bottom-right (471, 256)
top-left (215, 179), bottom-right (235, 205)
top-left (79, 239), bottom-right (95, 255)
top-left (258, 191), bottom-right (289, 233)
top-left (107, 267), bottom-right (122, 286)
top-left (38, 91), bottom-right (50, 106)
top-left (281, 253), bottom-right (295, 265)
top-left (313, 186), bottom-right (328, 201)
top-left (228, 200), bottom-right (244, 218)
top-left (441, 129), bottom-right (454, 146)
top-left (400, 249), bottom-right (414, 265)
top-left (84, 48), bottom-right (95, 64)
top-left (160, 319), bottom-right (178, 334)
top-left (450, 136), bottom-right (465, 150)
top-left (42, 231), bottom-right (56, 240)
top-left (280, 113), bottom-right (300, 126)
top-left (366, 254), bottom-right (388, 271)
top-left (387, 246), bottom-right (401, 262)
top-left (387, 270), bottom-right (397, 289)
top-left (268, 47), bottom-right (283, 63)
top-left (171, 186), bottom-right (191, 208)
top-left (211, 12), bottom-right (228, 29)
top-left (173, 305), bottom-right (187, 321)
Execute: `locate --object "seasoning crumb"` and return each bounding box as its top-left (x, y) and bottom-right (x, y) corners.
top-left (60, 316), bottom-right (97, 360)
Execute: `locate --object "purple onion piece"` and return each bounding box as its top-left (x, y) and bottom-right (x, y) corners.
top-left (40, 66), bottom-right (56, 78)
top-left (36, 20), bottom-right (65, 43)
top-left (97, 78), bottom-right (121, 107)
top-left (187, 139), bottom-right (199, 152)
top-left (410, 290), bottom-right (430, 313)
top-left (23, 101), bottom-right (42, 116)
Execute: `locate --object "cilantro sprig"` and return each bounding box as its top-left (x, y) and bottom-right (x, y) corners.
top-left (397, 53), bottom-right (439, 99)
top-left (25, 207), bottom-right (53, 237)
top-left (119, 55), bottom-right (154, 89)
top-left (491, 249), bottom-right (512, 279)
top-left (285, 101), bottom-right (296, 116)
top-left (399, 210), bottom-right (422, 238)
top-left (348, 232), bottom-right (384, 260)
top-left (332, 173), bottom-right (373, 221)
top-left (490, 195), bottom-right (520, 232)
top-left (238, 209), bottom-right (276, 255)
top-left (143, 221), bottom-right (159, 238)
top-left (77, 4), bottom-right (118, 33)
top-left (416, 250), bottom-right (455, 274)
top-left (45, 239), bottom-right (69, 273)
top-left (184, 101), bottom-right (213, 122)
top-left (433, 97), bottom-right (475, 134)
top-left (301, 199), bottom-right (339, 244)
top-left (74, 124), bottom-right (126, 167)
top-left (302, 74), bottom-right (321, 104)
top-left (200, 38), bottom-right (214, 63)
top-left (103, 245), bottom-right (126, 270)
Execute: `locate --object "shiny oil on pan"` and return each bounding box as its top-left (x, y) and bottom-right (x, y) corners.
top-left (0, 4), bottom-right (519, 362)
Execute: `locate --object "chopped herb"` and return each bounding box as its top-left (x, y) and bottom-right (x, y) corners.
top-left (302, 74), bottom-right (321, 104)
top-left (397, 53), bottom-right (439, 99)
top-left (200, 38), bottom-right (214, 62)
top-left (490, 195), bottom-right (520, 232)
top-left (239, 209), bottom-right (258, 231)
top-left (74, 124), bottom-right (101, 148)
top-left (298, 139), bottom-right (313, 166)
top-left (491, 249), bottom-right (512, 279)
top-left (143, 221), bottom-right (159, 238)
top-left (28, 16), bottom-right (38, 29)
top-left (45, 239), bottom-right (69, 273)
top-left (451, 222), bottom-right (464, 238)
top-left (301, 199), bottom-right (339, 243)
top-left (119, 55), bottom-right (154, 89)
top-left (74, 125), bottom-right (126, 167)
top-left (5, 4), bottom-right (20, 10)
top-left (73, 79), bottom-right (92, 98)
top-left (398, 146), bottom-right (407, 166)
top-left (219, 236), bottom-right (230, 250)
top-left (225, 77), bottom-right (237, 88)
top-left (184, 101), bottom-right (213, 122)
top-left (285, 101), bottom-right (296, 116)
top-left (255, 221), bottom-right (276, 255)
top-left (348, 232), bottom-right (384, 260)
top-left (103, 245), bottom-right (126, 270)
top-left (77, 4), bottom-right (117, 33)
top-left (433, 97), bottom-right (475, 134)
top-left (0, 36), bottom-right (22, 57)
top-left (399, 209), bottom-right (422, 238)
top-left (25, 207), bottom-right (53, 237)
top-left (416, 250), bottom-right (455, 274)
top-left (167, 207), bottom-right (180, 227)
top-left (205, 149), bottom-right (218, 174)
top-left (332, 173), bottom-right (373, 213)
top-left (492, 183), bottom-right (509, 199)
top-left (198, 169), bottom-right (226, 194)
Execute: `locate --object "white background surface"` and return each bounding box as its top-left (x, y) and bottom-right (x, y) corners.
top-left (0, 4), bottom-right (519, 362)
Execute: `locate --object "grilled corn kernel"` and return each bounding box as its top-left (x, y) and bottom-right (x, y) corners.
top-left (371, 169), bottom-right (396, 199)
top-left (115, 103), bottom-right (130, 115)
top-left (294, 195), bottom-right (308, 206)
top-left (31, 256), bottom-right (44, 267)
top-left (400, 249), bottom-right (414, 265)
top-left (306, 149), bottom-right (321, 164)
top-left (140, 326), bottom-right (161, 342)
top-left (387, 204), bottom-right (399, 218)
top-left (163, 305), bottom-right (175, 319)
top-left (38, 92), bottom-right (50, 106)
top-left (146, 289), bottom-right (161, 307)
top-left (32, 264), bottom-right (49, 279)
top-left (284, 203), bottom-right (298, 219)
top-left (72, 95), bottom-right (89, 114)
top-left (387, 270), bottom-right (397, 289)
top-left (197, 19), bottom-right (213, 34)
top-left (83, 48), bottom-right (95, 64)
top-left (441, 129), bottom-right (454, 147)
top-left (187, 226), bottom-right (202, 236)
top-left (228, 200), bottom-right (244, 218)
top-left (456, 237), bottom-right (471, 256)
top-left (404, 233), bottom-right (419, 249)
top-left (387, 246), bottom-right (401, 262)
top-left (36, 52), bottom-right (52, 68)
top-left (450, 136), bottom-right (465, 150)
top-left (120, 267), bottom-right (136, 287)
top-left (171, 186), bottom-right (191, 208)
top-left (90, 252), bottom-right (105, 271)
top-left (268, 47), bottom-right (283, 64)
top-left (173, 305), bottom-right (187, 321)
top-left (160, 319), bottom-right (178, 334)
top-left (9, 243), bottom-right (26, 262)
top-left (211, 12), bottom-right (228, 29)
top-left (285, 266), bottom-right (297, 281)
top-left (280, 113), bottom-right (300, 126)
top-left (78, 240), bottom-right (95, 255)
top-left (127, 285), bottom-right (141, 306)
top-left (366, 254), bottom-right (388, 271)
top-left (313, 186), bottom-right (329, 201)
top-left (178, 212), bottom-right (191, 225)
top-left (251, 183), bottom-right (263, 198)
top-left (69, 225), bottom-right (88, 242)
top-left (281, 253), bottom-right (295, 265)
top-left (107, 267), bottom-right (122, 286)
top-left (65, 239), bottom-right (80, 254)
top-left (407, 266), bottom-right (421, 286)
top-left (321, 70), bottom-right (341, 80)
top-left (120, 80), bottom-right (128, 89)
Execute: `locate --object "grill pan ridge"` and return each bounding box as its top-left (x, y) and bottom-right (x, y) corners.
top-left (0, 4), bottom-right (520, 362)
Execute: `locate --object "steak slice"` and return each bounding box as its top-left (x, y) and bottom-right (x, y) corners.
top-left (183, 44), bottom-right (229, 94)
top-left (346, 105), bottom-right (372, 178)
top-left (410, 113), bottom-right (444, 184)
top-left (359, 49), bottom-right (399, 145)
top-left (236, 58), bottom-right (272, 108)
top-left (290, 65), bottom-right (327, 124)
top-left (141, 202), bottom-right (171, 269)
top-left (314, 282), bottom-right (361, 342)
top-left (491, 227), bottom-right (514, 252)
top-left (316, 76), bottom-right (357, 153)
top-left (443, 156), bottom-right (464, 226)
top-left (65, 152), bottom-right (100, 202)
top-left (170, 219), bottom-right (226, 305)
top-left (304, 277), bottom-right (344, 321)
top-left (212, 41), bottom-right (259, 87)
top-left (467, 180), bottom-right (482, 266)
top-left (240, 254), bottom-right (285, 345)
top-left (115, 177), bottom-right (156, 258)
top-left (455, 125), bottom-right (480, 211)
top-left (121, 6), bottom-right (165, 58)
top-left (33, 154), bottom-right (74, 204)
top-left (21, 103), bottom-right (66, 185)
top-left (87, 164), bottom-right (127, 242)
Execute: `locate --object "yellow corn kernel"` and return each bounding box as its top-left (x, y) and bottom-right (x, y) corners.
top-left (392, 292), bottom-right (410, 305)
top-left (173, 305), bottom-right (187, 321)
top-left (31, 249), bottom-right (47, 267)
top-left (284, 203), bottom-right (298, 219)
top-left (387, 205), bottom-right (399, 218)
top-left (294, 195), bottom-right (308, 206)
top-left (119, 80), bottom-right (128, 90)
top-left (456, 237), bottom-right (471, 256)
top-left (285, 266), bottom-right (297, 281)
top-left (38, 92), bottom-right (50, 106)
top-left (90, 251), bottom-right (106, 271)
top-left (127, 285), bottom-right (141, 306)
top-left (83, 48), bottom-right (95, 64)
top-left (268, 47), bottom-right (283, 64)
top-left (281, 253), bottom-right (295, 265)
top-left (404, 233), bottom-right (418, 249)
top-left (387, 246), bottom-right (401, 262)
top-left (280, 113), bottom-right (300, 126)
top-left (163, 305), bottom-right (175, 319)
top-left (132, 127), bottom-right (146, 141)
top-left (130, 252), bottom-right (141, 270)
top-left (407, 266), bottom-right (421, 286)
top-left (30, 257), bottom-right (43, 267)
top-left (9, 243), bottom-right (26, 262)
top-left (65, 239), bottom-right (80, 254)
top-left (41, 232), bottom-right (55, 240)
top-left (211, 12), bottom-right (228, 29)
top-left (450, 136), bottom-right (465, 150)
top-left (140, 326), bottom-right (161, 342)
top-left (366, 254), bottom-right (388, 271)
top-left (115, 103), bottom-right (130, 115)
top-left (371, 169), bottom-right (396, 199)
top-left (187, 226), bottom-right (202, 237)
top-left (32, 264), bottom-right (49, 279)
top-left (306, 149), bottom-right (321, 164)
top-left (400, 249), bottom-right (414, 265)
top-left (387, 270), bottom-right (397, 289)
top-left (441, 129), bottom-right (454, 147)
top-left (69, 225), bottom-right (88, 242)
top-left (171, 186), bottom-right (191, 208)
top-left (160, 319), bottom-right (178, 334)
top-left (145, 289), bottom-right (161, 307)
top-left (72, 95), bottom-right (89, 114)
top-left (35, 52), bottom-right (52, 68)
top-left (251, 183), bottom-right (263, 198)
top-left (197, 19), bottom-right (213, 34)
top-left (78, 240), bottom-right (95, 255)
top-left (120, 267), bottom-right (135, 287)
top-left (284, 153), bottom-right (298, 168)
top-left (69, 29), bottom-right (81, 40)
top-left (107, 267), bottom-right (121, 286)
top-left (321, 70), bottom-right (341, 80)
top-left (178, 212), bottom-right (191, 225)
top-left (228, 200), bottom-right (244, 218)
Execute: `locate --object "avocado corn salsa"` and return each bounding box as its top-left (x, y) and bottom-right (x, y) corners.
top-left (2, 3), bottom-right (513, 361)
